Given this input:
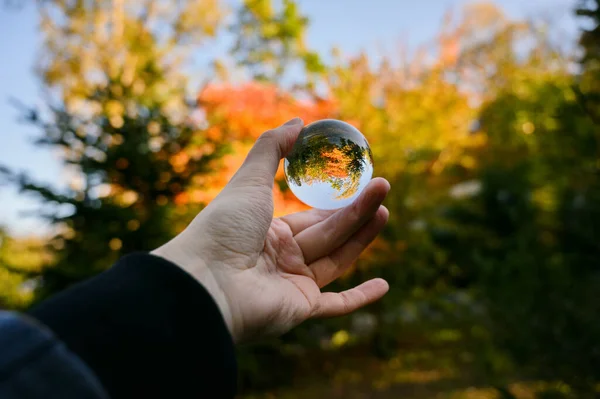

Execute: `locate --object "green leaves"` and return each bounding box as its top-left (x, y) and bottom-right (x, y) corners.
top-left (230, 0), bottom-right (324, 85)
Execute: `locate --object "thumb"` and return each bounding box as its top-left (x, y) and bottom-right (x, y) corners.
top-left (228, 118), bottom-right (304, 189)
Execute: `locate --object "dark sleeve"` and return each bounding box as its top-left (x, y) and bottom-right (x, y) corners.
top-left (28, 253), bottom-right (237, 399)
top-left (0, 311), bottom-right (108, 399)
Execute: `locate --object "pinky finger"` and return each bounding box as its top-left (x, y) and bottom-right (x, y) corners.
top-left (311, 278), bottom-right (390, 318)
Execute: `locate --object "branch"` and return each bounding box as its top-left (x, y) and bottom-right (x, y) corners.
top-left (0, 165), bottom-right (76, 206)
top-left (572, 84), bottom-right (600, 126)
top-left (8, 97), bottom-right (40, 124)
top-left (0, 262), bottom-right (39, 278)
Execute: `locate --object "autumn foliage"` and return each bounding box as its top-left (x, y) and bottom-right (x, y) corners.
top-left (2, 0), bottom-right (600, 397)
top-left (194, 82), bottom-right (337, 215)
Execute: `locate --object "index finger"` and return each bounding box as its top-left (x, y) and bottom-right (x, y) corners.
top-left (227, 118), bottom-right (304, 189)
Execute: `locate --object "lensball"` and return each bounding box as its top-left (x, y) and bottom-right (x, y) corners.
top-left (284, 119), bottom-right (374, 210)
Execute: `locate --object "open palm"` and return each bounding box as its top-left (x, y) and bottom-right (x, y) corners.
top-left (153, 118), bottom-right (390, 343)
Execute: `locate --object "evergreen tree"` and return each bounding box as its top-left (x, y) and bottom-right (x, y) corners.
top-left (1, 0), bottom-right (227, 300)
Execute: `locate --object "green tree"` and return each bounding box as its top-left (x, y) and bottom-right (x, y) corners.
top-left (0, 226), bottom-right (49, 309)
top-left (1, 0), bottom-right (227, 300)
top-left (230, 0), bottom-right (325, 86)
top-left (436, 16), bottom-right (600, 395)
top-left (576, 0), bottom-right (600, 123)
top-left (577, 0), bottom-right (600, 69)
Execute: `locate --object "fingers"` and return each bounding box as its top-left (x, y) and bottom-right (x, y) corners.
top-left (279, 208), bottom-right (337, 235)
top-left (312, 278), bottom-right (389, 318)
top-left (227, 118), bottom-right (304, 189)
top-left (294, 178), bottom-right (390, 264)
top-left (309, 205), bottom-right (388, 288)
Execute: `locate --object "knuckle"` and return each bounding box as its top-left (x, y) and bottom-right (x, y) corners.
top-left (351, 196), bottom-right (365, 218)
top-left (256, 129), bottom-right (283, 156)
top-left (340, 292), bottom-right (353, 314)
top-left (232, 173), bottom-right (271, 189)
top-left (257, 129), bottom-right (278, 144)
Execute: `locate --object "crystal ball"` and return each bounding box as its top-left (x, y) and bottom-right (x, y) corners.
top-left (284, 119), bottom-right (374, 210)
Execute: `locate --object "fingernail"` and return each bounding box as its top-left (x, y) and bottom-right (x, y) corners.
top-left (283, 117), bottom-right (303, 126)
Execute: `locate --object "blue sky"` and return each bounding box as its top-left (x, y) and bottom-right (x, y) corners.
top-left (0, 0), bottom-right (579, 236)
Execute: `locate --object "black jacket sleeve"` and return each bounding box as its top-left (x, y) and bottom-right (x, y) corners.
top-left (0, 311), bottom-right (109, 399)
top-left (28, 253), bottom-right (237, 399)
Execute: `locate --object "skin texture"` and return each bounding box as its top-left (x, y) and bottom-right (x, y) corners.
top-left (152, 118), bottom-right (391, 343)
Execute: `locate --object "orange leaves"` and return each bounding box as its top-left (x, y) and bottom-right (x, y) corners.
top-left (169, 152), bottom-right (190, 172)
top-left (193, 82), bottom-right (338, 214)
top-left (198, 82), bottom-right (337, 141)
top-left (439, 35), bottom-right (460, 67)
top-left (273, 183), bottom-right (310, 217)
top-left (174, 192), bottom-right (189, 205)
top-left (322, 148), bottom-right (351, 179)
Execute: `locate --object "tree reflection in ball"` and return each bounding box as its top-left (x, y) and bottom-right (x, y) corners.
top-left (284, 119), bottom-right (374, 210)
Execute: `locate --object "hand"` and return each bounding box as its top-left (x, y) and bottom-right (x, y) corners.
top-left (152, 118), bottom-right (390, 343)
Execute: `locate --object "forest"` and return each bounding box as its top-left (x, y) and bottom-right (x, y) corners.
top-left (1, 0), bottom-right (599, 397)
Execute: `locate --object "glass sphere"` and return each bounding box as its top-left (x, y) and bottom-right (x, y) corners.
top-left (284, 119), bottom-right (374, 210)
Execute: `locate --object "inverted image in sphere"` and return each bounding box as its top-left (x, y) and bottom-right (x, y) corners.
top-left (284, 119), bottom-right (374, 210)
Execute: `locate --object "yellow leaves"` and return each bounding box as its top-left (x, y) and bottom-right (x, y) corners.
top-left (152, 82), bottom-right (168, 100)
top-left (331, 330), bottom-right (350, 348)
top-left (531, 186), bottom-right (557, 212)
top-left (109, 115), bottom-right (124, 128)
top-left (262, 22), bottom-right (279, 38)
top-left (0, 267), bottom-right (35, 310)
top-left (112, 134), bottom-right (125, 146)
top-left (60, 227), bottom-right (76, 240)
top-left (246, 0), bottom-right (273, 19)
top-left (121, 54), bottom-right (138, 87)
top-left (0, 235), bottom-right (52, 275)
top-left (425, 134), bottom-right (473, 170)
top-left (38, 0), bottom-right (225, 117)
top-left (466, 132), bottom-right (488, 148)
top-left (431, 329), bottom-right (462, 343)
top-left (108, 238), bottom-right (122, 251)
top-left (161, 97), bottom-right (187, 125)
top-left (460, 155), bottom-right (477, 169)
top-left (147, 121), bottom-right (161, 136)
top-left (132, 80), bottom-right (146, 96)
top-left (106, 100), bottom-right (125, 128)
top-left (127, 219), bottom-right (140, 231)
top-left (175, 0), bottom-right (225, 39)
top-left (522, 122), bottom-right (535, 135)
top-left (121, 190), bottom-right (139, 206)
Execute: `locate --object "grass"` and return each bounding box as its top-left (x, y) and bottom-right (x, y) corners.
top-left (237, 339), bottom-right (572, 399)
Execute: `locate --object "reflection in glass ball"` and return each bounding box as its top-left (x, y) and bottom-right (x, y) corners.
top-left (284, 119), bottom-right (374, 210)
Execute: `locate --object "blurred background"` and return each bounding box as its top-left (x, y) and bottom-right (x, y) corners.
top-left (0, 0), bottom-right (599, 397)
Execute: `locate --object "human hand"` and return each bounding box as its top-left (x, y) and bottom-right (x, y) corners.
top-left (152, 118), bottom-right (390, 343)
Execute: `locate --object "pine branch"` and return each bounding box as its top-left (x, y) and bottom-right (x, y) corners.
top-left (0, 166), bottom-right (76, 206)
top-left (572, 84), bottom-right (600, 126)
